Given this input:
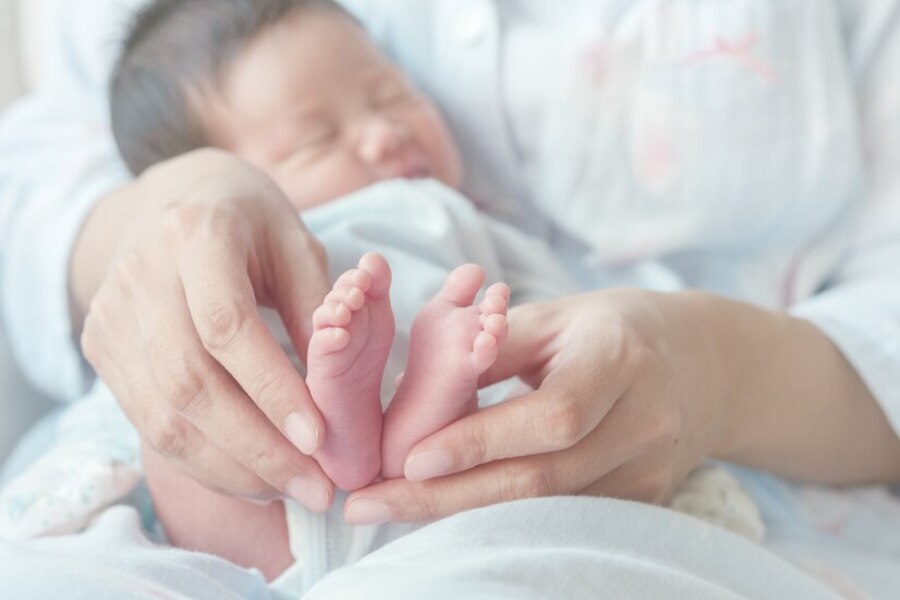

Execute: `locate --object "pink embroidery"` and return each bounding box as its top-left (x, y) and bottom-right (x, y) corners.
top-left (684, 33), bottom-right (777, 82)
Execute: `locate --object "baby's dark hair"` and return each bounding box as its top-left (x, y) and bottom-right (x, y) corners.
top-left (110, 0), bottom-right (349, 175)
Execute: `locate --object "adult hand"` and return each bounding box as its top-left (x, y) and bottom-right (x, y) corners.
top-left (344, 288), bottom-right (733, 524)
top-left (78, 149), bottom-right (334, 510)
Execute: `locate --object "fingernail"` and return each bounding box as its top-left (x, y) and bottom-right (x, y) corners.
top-left (404, 449), bottom-right (451, 481)
top-left (286, 476), bottom-right (330, 513)
top-left (345, 499), bottom-right (392, 525)
top-left (285, 412), bottom-right (319, 455)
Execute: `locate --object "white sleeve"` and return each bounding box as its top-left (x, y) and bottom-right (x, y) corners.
top-left (0, 0), bottom-right (138, 401)
top-left (790, 0), bottom-right (900, 435)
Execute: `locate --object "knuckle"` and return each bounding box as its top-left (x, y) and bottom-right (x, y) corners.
top-left (111, 250), bottom-right (146, 293)
top-left (164, 360), bottom-right (208, 415)
top-left (619, 327), bottom-right (655, 373)
top-left (507, 463), bottom-right (554, 499)
top-left (160, 203), bottom-right (204, 241)
top-left (204, 205), bottom-right (244, 240)
top-left (252, 369), bottom-right (288, 407)
top-left (541, 398), bottom-right (585, 448)
top-left (196, 301), bottom-right (248, 351)
top-left (148, 412), bottom-right (188, 458)
top-left (457, 420), bottom-right (490, 465)
top-left (244, 443), bottom-right (280, 478)
top-left (409, 490), bottom-right (441, 520)
top-left (468, 427), bottom-right (491, 465)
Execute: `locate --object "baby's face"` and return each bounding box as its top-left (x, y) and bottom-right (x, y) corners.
top-left (202, 8), bottom-right (463, 211)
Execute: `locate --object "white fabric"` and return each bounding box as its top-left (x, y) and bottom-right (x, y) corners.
top-left (302, 497), bottom-right (838, 600)
top-left (0, 380), bottom-right (140, 540)
top-left (0, 499), bottom-right (839, 600)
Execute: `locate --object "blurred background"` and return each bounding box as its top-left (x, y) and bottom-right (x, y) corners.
top-left (0, 0), bottom-right (55, 462)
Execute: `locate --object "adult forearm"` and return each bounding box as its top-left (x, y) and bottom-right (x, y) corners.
top-left (688, 292), bottom-right (900, 484)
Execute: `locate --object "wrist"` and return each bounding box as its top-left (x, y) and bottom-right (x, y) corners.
top-left (663, 290), bottom-right (753, 460)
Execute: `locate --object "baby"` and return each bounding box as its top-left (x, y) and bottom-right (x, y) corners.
top-left (109, 0), bottom-right (526, 578)
top-left (0, 0), bottom-right (764, 589)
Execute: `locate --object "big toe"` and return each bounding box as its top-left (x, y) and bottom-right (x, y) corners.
top-left (439, 264), bottom-right (485, 307)
top-left (358, 252), bottom-right (392, 299)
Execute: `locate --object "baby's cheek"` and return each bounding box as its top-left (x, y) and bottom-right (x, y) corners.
top-left (277, 159), bottom-right (375, 211)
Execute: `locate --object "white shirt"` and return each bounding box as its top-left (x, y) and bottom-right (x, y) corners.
top-left (2, 0), bottom-right (900, 435)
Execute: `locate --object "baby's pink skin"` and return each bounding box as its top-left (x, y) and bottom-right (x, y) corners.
top-left (381, 264), bottom-right (510, 480)
top-left (306, 257), bottom-right (510, 489)
top-left (306, 253), bottom-right (395, 491)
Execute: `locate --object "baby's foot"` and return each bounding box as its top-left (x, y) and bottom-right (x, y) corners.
top-left (306, 253), bottom-right (394, 491)
top-left (381, 264), bottom-right (509, 479)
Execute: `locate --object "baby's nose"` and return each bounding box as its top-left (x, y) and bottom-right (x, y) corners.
top-left (358, 117), bottom-right (409, 164)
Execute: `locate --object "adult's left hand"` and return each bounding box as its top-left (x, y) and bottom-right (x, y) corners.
top-left (343, 288), bottom-right (733, 524)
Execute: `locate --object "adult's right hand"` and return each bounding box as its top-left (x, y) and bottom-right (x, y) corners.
top-left (76, 149), bottom-right (334, 510)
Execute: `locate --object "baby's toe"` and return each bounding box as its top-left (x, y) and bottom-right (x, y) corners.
top-left (358, 253), bottom-right (392, 298)
top-left (313, 302), bottom-right (352, 330)
top-left (310, 327), bottom-right (351, 355)
top-left (480, 283), bottom-right (510, 315)
top-left (439, 264), bottom-right (485, 307)
top-left (334, 268), bottom-right (373, 294)
top-left (482, 313), bottom-right (508, 340)
top-left (324, 286), bottom-right (367, 312)
top-left (471, 331), bottom-right (499, 372)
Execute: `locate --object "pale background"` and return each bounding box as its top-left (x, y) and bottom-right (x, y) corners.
top-left (0, 0), bottom-right (57, 461)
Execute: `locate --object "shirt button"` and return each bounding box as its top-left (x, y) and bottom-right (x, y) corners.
top-left (455, 1), bottom-right (491, 45)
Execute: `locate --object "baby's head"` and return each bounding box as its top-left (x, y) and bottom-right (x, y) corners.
top-left (111, 0), bottom-right (462, 210)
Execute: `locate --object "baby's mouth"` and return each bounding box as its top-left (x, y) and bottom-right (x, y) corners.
top-left (403, 165), bottom-right (431, 178)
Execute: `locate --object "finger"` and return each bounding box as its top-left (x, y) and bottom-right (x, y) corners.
top-left (133, 275), bottom-right (334, 511)
top-left (85, 295), bottom-right (278, 500)
top-left (404, 361), bottom-right (625, 481)
top-left (344, 454), bottom-right (571, 524)
top-left (178, 235), bottom-right (325, 456)
top-left (349, 403), bottom-right (665, 524)
top-left (477, 302), bottom-right (556, 388)
top-left (140, 411), bottom-right (278, 501)
top-left (267, 221), bottom-right (331, 363)
top-left (155, 350), bottom-right (334, 511)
